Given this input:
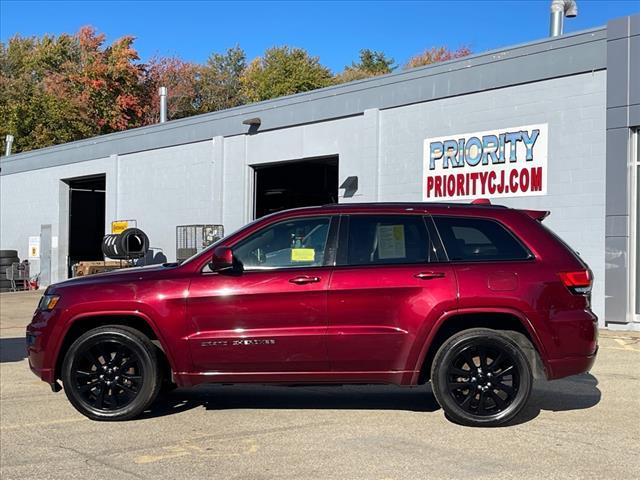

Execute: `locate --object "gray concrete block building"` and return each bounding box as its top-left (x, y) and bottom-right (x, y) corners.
top-left (1, 15), bottom-right (638, 330)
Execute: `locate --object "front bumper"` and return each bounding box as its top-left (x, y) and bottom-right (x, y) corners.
top-left (26, 308), bottom-right (61, 387)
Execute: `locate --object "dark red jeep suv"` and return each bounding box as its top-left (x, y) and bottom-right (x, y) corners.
top-left (26, 202), bottom-right (598, 426)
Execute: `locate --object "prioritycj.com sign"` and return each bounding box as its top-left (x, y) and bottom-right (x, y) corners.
top-left (423, 124), bottom-right (548, 200)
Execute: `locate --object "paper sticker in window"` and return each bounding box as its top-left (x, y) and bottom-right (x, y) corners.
top-left (291, 248), bottom-right (315, 262)
top-left (377, 225), bottom-right (406, 259)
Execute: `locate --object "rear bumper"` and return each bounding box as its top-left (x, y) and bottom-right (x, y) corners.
top-left (546, 347), bottom-right (598, 380)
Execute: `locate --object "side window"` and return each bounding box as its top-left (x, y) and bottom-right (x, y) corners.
top-left (344, 215), bottom-right (430, 266)
top-left (233, 217), bottom-right (331, 269)
top-left (433, 216), bottom-right (531, 261)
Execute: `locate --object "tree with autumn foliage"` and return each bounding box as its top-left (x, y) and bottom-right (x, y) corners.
top-left (0, 33), bottom-right (93, 152)
top-left (1, 25), bottom-right (472, 154)
top-left (144, 56), bottom-right (200, 122)
top-left (0, 27), bottom-right (147, 153)
top-left (74, 27), bottom-right (147, 132)
top-left (405, 46), bottom-right (471, 69)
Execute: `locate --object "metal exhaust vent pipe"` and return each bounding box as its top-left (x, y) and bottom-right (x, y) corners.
top-left (550, 0), bottom-right (578, 37)
top-left (159, 86), bottom-right (168, 123)
top-left (4, 134), bottom-right (14, 156)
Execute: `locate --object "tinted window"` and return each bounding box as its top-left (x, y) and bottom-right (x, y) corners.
top-left (433, 216), bottom-right (530, 261)
top-left (234, 217), bottom-right (331, 269)
top-left (344, 215), bottom-right (430, 266)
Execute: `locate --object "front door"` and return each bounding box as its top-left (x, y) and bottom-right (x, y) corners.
top-left (327, 214), bottom-right (457, 374)
top-left (187, 215), bottom-right (337, 373)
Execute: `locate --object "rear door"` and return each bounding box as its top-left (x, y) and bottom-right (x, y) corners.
top-left (327, 214), bottom-right (457, 375)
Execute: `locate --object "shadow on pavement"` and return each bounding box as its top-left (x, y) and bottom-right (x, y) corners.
top-left (0, 337), bottom-right (27, 363)
top-left (143, 373), bottom-right (601, 426)
top-left (142, 384), bottom-right (441, 419)
top-left (505, 373), bottom-right (601, 426)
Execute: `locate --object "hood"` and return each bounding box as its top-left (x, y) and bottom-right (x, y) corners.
top-left (50, 263), bottom-right (179, 289)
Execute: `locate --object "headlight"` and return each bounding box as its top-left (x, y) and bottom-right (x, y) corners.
top-left (38, 294), bottom-right (60, 311)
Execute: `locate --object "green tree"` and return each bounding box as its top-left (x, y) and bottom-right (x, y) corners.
top-left (335, 49), bottom-right (395, 83)
top-left (241, 46), bottom-right (333, 102)
top-left (404, 46), bottom-right (471, 69)
top-left (199, 45), bottom-right (246, 112)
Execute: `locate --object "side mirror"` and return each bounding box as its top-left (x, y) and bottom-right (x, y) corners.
top-left (209, 246), bottom-right (234, 271)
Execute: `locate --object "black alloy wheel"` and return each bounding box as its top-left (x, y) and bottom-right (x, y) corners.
top-left (62, 326), bottom-right (161, 421)
top-left (72, 340), bottom-right (143, 410)
top-left (431, 328), bottom-right (533, 427)
top-left (446, 343), bottom-right (519, 415)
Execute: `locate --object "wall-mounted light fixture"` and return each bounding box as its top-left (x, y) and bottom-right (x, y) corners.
top-left (242, 117), bottom-right (261, 126)
top-left (242, 117), bottom-right (261, 135)
top-left (340, 176), bottom-right (358, 198)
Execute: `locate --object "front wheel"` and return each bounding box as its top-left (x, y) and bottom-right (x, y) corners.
top-left (61, 326), bottom-right (162, 421)
top-left (430, 328), bottom-right (533, 427)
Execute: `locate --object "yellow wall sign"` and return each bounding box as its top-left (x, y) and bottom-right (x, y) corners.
top-left (111, 221), bottom-right (129, 234)
top-left (28, 236), bottom-right (40, 259)
top-left (291, 248), bottom-right (315, 262)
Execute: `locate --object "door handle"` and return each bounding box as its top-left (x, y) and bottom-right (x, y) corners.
top-left (415, 271), bottom-right (446, 280)
top-left (289, 276), bottom-right (321, 285)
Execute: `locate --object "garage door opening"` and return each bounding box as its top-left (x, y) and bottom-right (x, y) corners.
top-left (254, 156), bottom-right (338, 218)
top-left (66, 175), bottom-right (106, 275)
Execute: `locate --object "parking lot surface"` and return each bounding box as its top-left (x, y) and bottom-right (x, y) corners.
top-left (1, 290), bottom-right (639, 480)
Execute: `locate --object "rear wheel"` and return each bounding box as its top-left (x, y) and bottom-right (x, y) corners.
top-left (61, 326), bottom-right (161, 421)
top-left (431, 328), bottom-right (533, 427)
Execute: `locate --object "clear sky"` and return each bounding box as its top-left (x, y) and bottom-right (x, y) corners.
top-left (1, 0), bottom-right (638, 72)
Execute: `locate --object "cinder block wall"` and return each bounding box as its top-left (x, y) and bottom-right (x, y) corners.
top-left (377, 72), bottom-right (607, 322)
top-left (0, 72), bottom-right (607, 323)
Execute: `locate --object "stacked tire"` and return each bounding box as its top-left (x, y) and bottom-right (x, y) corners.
top-left (101, 228), bottom-right (149, 260)
top-left (0, 250), bottom-right (20, 293)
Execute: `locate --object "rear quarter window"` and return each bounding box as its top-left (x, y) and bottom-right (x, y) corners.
top-left (433, 216), bottom-right (531, 262)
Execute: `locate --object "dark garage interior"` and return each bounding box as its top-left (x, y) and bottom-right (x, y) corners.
top-left (253, 156), bottom-right (339, 218)
top-left (66, 174), bottom-right (106, 274)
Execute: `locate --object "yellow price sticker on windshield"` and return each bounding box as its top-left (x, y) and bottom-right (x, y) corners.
top-left (291, 248), bottom-right (315, 262)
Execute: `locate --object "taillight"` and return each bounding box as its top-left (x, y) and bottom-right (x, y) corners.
top-left (558, 270), bottom-right (592, 295)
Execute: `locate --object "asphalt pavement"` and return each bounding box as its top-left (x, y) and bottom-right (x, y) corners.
top-left (1, 290), bottom-right (639, 480)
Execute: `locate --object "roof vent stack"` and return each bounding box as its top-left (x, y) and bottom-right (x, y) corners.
top-left (159, 87), bottom-right (168, 123)
top-left (550, 0), bottom-right (578, 37)
top-left (4, 134), bottom-right (14, 156)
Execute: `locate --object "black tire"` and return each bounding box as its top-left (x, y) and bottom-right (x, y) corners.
top-left (430, 328), bottom-right (533, 427)
top-left (61, 325), bottom-right (162, 421)
top-left (0, 250), bottom-right (18, 258)
top-left (117, 228), bottom-right (149, 258)
top-left (0, 257), bottom-right (19, 267)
